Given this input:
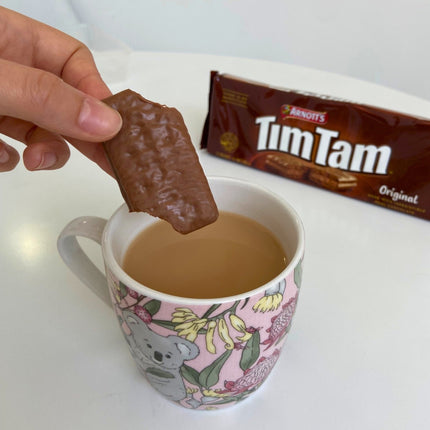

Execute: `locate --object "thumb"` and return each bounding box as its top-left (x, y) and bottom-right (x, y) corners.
top-left (0, 58), bottom-right (122, 142)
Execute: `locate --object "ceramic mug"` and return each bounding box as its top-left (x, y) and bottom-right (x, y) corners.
top-left (57, 176), bottom-right (304, 410)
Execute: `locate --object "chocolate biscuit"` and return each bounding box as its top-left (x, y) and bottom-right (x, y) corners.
top-left (308, 167), bottom-right (357, 191)
top-left (103, 89), bottom-right (218, 234)
top-left (265, 153), bottom-right (310, 180)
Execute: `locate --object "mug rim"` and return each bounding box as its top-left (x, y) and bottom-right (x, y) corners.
top-left (102, 176), bottom-right (305, 305)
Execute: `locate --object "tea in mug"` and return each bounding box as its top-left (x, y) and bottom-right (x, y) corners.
top-left (122, 211), bottom-right (287, 299)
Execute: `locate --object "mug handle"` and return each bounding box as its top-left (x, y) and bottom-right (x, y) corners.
top-left (57, 216), bottom-right (111, 307)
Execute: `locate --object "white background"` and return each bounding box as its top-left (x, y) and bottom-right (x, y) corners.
top-left (1, 2), bottom-right (430, 429)
top-left (3, 0), bottom-right (430, 100)
top-left (0, 50), bottom-right (429, 430)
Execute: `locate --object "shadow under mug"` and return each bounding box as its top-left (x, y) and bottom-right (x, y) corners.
top-left (57, 176), bottom-right (305, 410)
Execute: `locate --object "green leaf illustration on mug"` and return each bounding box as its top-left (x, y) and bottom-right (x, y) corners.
top-left (240, 330), bottom-right (261, 371)
top-left (199, 349), bottom-right (233, 389)
top-left (181, 364), bottom-right (201, 387)
top-left (144, 299), bottom-right (161, 316)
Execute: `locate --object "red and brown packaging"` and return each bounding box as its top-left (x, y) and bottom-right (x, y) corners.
top-left (201, 72), bottom-right (430, 221)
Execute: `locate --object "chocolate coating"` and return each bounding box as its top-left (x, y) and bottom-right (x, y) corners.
top-left (103, 89), bottom-right (218, 234)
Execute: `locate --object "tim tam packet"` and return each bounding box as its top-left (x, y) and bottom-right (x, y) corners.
top-left (201, 72), bottom-right (430, 221)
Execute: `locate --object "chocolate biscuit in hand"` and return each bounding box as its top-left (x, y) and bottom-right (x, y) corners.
top-left (103, 89), bottom-right (218, 234)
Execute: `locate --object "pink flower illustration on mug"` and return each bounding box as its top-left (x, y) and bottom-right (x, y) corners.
top-left (223, 349), bottom-right (281, 395)
top-left (134, 305), bottom-right (152, 324)
top-left (262, 294), bottom-right (297, 350)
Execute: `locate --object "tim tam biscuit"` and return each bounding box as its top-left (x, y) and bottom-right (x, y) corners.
top-left (103, 89), bottom-right (218, 234)
top-left (201, 72), bottom-right (430, 221)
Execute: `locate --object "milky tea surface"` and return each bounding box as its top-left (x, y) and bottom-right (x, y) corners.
top-left (122, 211), bottom-right (288, 299)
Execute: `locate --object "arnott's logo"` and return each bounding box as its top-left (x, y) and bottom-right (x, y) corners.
top-left (281, 104), bottom-right (328, 124)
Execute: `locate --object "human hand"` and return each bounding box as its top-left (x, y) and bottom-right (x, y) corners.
top-left (0, 6), bottom-right (122, 173)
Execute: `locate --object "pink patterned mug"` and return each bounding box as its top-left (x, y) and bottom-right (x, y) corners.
top-left (57, 176), bottom-right (304, 410)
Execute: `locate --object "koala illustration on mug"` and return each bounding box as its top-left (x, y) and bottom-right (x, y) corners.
top-left (122, 310), bottom-right (200, 401)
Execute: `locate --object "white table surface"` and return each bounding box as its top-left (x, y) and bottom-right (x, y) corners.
top-left (1, 52), bottom-right (429, 430)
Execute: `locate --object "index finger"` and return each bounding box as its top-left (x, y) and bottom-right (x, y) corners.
top-left (0, 7), bottom-right (111, 99)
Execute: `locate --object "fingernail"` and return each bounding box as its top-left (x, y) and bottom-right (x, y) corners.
top-left (78, 97), bottom-right (122, 138)
top-left (0, 148), bottom-right (9, 163)
top-left (36, 152), bottom-right (57, 170)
